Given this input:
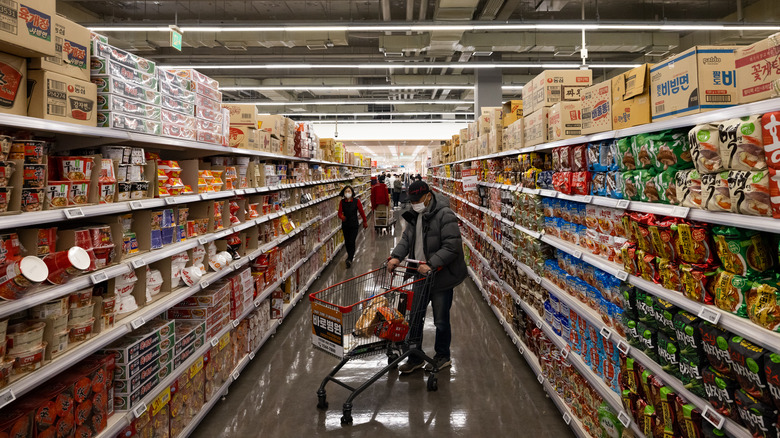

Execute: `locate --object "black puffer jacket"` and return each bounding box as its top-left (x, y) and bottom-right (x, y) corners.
top-left (391, 192), bottom-right (467, 292)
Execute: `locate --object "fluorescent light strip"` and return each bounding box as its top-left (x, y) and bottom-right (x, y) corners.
top-left (162, 62), bottom-right (637, 70)
top-left (304, 119), bottom-right (474, 124)
top-left (88, 22), bottom-right (780, 33)
top-left (280, 112), bottom-right (472, 116)
top-left (221, 85), bottom-right (523, 91)
top-left (251, 100), bottom-right (472, 106)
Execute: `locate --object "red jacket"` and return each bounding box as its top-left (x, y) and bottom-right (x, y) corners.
top-left (370, 183), bottom-right (390, 209)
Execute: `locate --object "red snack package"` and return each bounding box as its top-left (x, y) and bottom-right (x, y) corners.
top-left (571, 144), bottom-right (588, 171)
top-left (648, 217), bottom-right (678, 260)
top-left (571, 171), bottom-right (590, 195)
top-left (558, 146), bottom-right (572, 171)
top-left (629, 212), bottom-right (655, 254)
top-left (761, 111), bottom-right (780, 170)
top-left (672, 221), bottom-right (716, 265)
top-left (552, 171), bottom-right (573, 195)
top-left (768, 168), bottom-right (780, 219)
top-left (680, 262), bottom-right (717, 304)
top-left (638, 250), bottom-right (660, 283)
top-left (621, 241), bottom-right (639, 276)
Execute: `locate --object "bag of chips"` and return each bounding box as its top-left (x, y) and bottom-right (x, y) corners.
top-left (637, 169), bottom-right (658, 203)
top-left (634, 133), bottom-right (656, 170)
top-left (653, 168), bottom-right (678, 204)
top-left (623, 171), bottom-right (639, 201)
top-left (607, 171), bottom-right (624, 199)
top-left (617, 137), bottom-right (637, 171)
top-left (712, 226), bottom-right (774, 278)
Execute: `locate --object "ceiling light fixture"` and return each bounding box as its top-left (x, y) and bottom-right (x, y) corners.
top-left (163, 62), bottom-right (638, 70)
top-left (219, 85), bottom-right (476, 91)
top-left (250, 100), bottom-right (473, 106)
top-left (279, 112), bottom-right (473, 116)
top-left (302, 119), bottom-right (474, 124)
top-left (87, 21), bottom-right (780, 33)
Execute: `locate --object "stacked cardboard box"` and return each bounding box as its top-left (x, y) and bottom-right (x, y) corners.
top-left (524, 70), bottom-right (592, 146)
top-left (166, 69), bottom-right (223, 145)
top-left (223, 104), bottom-right (260, 150)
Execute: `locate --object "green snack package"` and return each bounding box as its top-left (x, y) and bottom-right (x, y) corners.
top-left (636, 169), bottom-right (656, 203)
top-left (622, 170), bottom-right (639, 201)
top-left (712, 225), bottom-right (774, 278)
top-left (634, 133), bottom-right (656, 170)
top-left (653, 168), bottom-right (678, 204)
top-left (710, 268), bottom-right (752, 318)
top-left (637, 320), bottom-right (658, 361)
top-left (746, 278), bottom-right (780, 332)
top-left (680, 354), bottom-right (707, 398)
top-left (673, 311), bottom-right (704, 361)
top-left (598, 403), bottom-right (625, 438)
top-left (658, 332), bottom-right (682, 380)
top-left (653, 130), bottom-right (694, 171)
top-left (652, 296), bottom-right (678, 337)
top-left (618, 137), bottom-right (636, 171)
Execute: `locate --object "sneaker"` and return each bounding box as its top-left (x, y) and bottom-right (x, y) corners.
top-left (398, 359), bottom-right (424, 374)
top-left (345, 260), bottom-right (352, 268)
top-left (424, 357), bottom-right (452, 372)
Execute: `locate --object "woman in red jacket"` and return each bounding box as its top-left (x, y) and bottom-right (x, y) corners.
top-left (338, 185), bottom-right (367, 268)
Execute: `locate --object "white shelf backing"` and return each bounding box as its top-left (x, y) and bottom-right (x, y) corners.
top-left (429, 97), bottom-right (780, 167)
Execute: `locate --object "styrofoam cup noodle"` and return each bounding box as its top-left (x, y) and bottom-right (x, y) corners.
top-left (43, 246), bottom-right (91, 285)
top-left (208, 253), bottom-right (227, 271)
top-left (181, 265), bottom-right (202, 286)
top-left (0, 256), bottom-right (49, 300)
top-left (217, 250), bottom-right (233, 263)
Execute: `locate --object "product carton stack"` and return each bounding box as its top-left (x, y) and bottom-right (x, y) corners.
top-left (257, 114), bottom-right (286, 154)
top-left (319, 138), bottom-right (336, 161)
top-left (26, 14), bottom-right (98, 126)
top-left (223, 103), bottom-right (260, 150)
top-left (166, 69), bottom-right (224, 145)
top-left (295, 122), bottom-right (319, 159)
top-left (478, 107), bottom-right (503, 155)
top-left (0, 0), bottom-right (57, 118)
top-left (92, 38), bottom-right (160, 133)
top-left (524, 70), bottom-right (592, 147)
top-left (157, 69), bottom-right (196, 141)
top-left (610, 64), bottom-right (652, 130)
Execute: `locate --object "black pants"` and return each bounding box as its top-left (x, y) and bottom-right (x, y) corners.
top-left (392, 192), bottom-right (400, 207)
top-left (343, 226), bottom-right (359, 262)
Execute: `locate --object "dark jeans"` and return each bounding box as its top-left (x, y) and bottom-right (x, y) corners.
top-left (343, 226), bottom-right (358, 261)
top-left (408, 287), bottom-right (454, 360)
top-left (392, 191), bottom-right (400, 207)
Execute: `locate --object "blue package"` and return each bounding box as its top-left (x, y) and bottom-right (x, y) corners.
top-left (150, 229), bottom-right (164, 249)
top-left (588, 143), bottom-right (604, 172)
top-left (591, 172), bottom-right (607, 196)
top-left (607, 171), bottom-right (624, 199)
top-left (607, 140), bottom-right (619, 171)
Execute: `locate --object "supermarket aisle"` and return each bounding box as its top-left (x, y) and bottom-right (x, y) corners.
top-left (193, 211), bottom-right (573, 437)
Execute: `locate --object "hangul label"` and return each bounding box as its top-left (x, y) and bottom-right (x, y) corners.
top-left (581, 195), bottom-right (593, 203)
top-left (235, 189), bottom-right (245, 195)
top-left (698, 307), bottom-right (721, 325)
top-left (130, 317), bottom-right (146, 330)
top-left (64, 207), bottom-right (85, 219)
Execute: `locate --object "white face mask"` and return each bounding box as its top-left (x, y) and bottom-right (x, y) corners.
top-left (412, 201), bottom-right (426, 213)
top-left (344, 192), bottom-right (352, 199)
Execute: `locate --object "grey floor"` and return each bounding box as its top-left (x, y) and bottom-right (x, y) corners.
top-left (192, 207), bottom-right (574, 437)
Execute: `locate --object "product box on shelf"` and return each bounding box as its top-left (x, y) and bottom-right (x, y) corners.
top-left (530, 69), bottom-right (593, 111)
top-left (502, 100), bottom-right (523, 127)
top-left (479, 107), bottom-right (502, 135)
top-left (0, 53), bottom-right (27, 116)
top-left (522, 81), bottom-right (536, 116)
top-left (523, 107), bottom-right (549, 147)
top-left (229, 125), bottom-right (258, 149)
top-left (97, 112), bottom-right (162, 135)
top-left (547, 100), bottom-right (582, 140)
top-left (92, 75), bottom-right (161, 106)
top-left (0, 0), bottom-right (56, 58)
top-left (29, 15), bottom-right (90, 81)
top-left (223, 103), bottom-right (259, 127)
top-left (92, 41), bottom-right (156, 75)
top-left (650, 45), bottom-right (738, 120)
top-left (580, 80), bottom-right (613, 135)
top-left (97, 93), bottom-right (161, 120)
top-left (27, 69), bottom-right (98, 126)
top-left (258, 115), bottom-right (285, 138)
top-left (611, 63), bottom-right (652, 129)
top-left (735, 33), bottom-right (780, 104)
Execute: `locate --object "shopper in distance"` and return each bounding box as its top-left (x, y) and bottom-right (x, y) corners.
top-left (392, 175), bottom-right (403, 210)
top-left (338, 185), bottom-right (368, 269)
top-left (370, 175), bottom-right (390, 212)
top-left (387, 180), bottom-right (467, 374)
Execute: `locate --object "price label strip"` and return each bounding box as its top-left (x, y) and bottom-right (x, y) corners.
top-left (90, 271), bottom-right (108, 284)
top-left (561, 346), bottom-right (570, 360)
top-left (698, 307), bottom-right (721, 325)
top-left (701, 406), bottom-right (726, 429)
top-left (64, 207), bottom-right (85, 219)
top-left (249, 352), bottom-right (255, 360)
top-left (129, 200), bottom-right (144, 210)
top-left (133, 402), bottom-right (148, 418)
top-left (130, 317), bottom-right (146, 330)
top-left (618, 411), bottom-right (631, 427)
top-left (165, 197), bottom-right (178, 205)
top-left (537, 374), bottom-right (545, 384)
top-left (200, 280), bottom-right (210, 289)
top-left (210, 337), bottom-right (219, 347)
top-left (616, 200), bottom-right (630, 209)
top-left (131, 258), bottom-right (146, 269)
top-left (232, 320), bottom-right (240, 328)
top-left (599, 327), bottom-right (612, 340)
top-left (231, 370), bottom-right (240, 380)
top-left (0, 390), bottom-right (15, 409)
top-left (562, 413), bottom-right (572, 425)
top-left (616, 270), bottom-right (629, 281)
top-left (617, 340), bottom-right (630, 355)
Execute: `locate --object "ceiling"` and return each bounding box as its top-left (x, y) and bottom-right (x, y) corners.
top-left (59, 0), bottom-right (779, 161)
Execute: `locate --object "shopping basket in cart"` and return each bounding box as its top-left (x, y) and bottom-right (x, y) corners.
top-left (373, 204), bottom-right (395, 233)
top-left (309, 262), bottom-right (439, 425)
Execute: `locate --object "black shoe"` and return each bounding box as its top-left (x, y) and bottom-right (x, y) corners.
top-left (345, 260), bottom-right (352, 268)
top-left (424, 357), bottom-right (452, 372)
top-left (398, 359), bottom-right (425, 374)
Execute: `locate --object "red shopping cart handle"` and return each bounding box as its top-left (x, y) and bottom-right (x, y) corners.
top-left (386, 258), bottom-right (441, 275)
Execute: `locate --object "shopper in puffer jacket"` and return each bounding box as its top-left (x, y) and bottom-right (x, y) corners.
top-left (387, 180), bottom-right (467, 374)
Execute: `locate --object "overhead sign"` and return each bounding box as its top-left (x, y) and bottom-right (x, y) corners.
top-left (170, 26), bottom-right (182, 51)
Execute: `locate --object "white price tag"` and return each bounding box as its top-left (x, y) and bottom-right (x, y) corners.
top-left (133, 402), bottom-right (148, 418)
top-left (200, 193), bottom-right (210, 200)
top-left (701, 406), bottom-right (726, 429)
top-left (130, 317), bottom-right (146, 329)
top-left (517, 343), bottom-right (524, 355)
top-left (618, 411), bottom-right (631, 427)
top-left (537, 374), bottom-right (544, 384)
top-left (254, 300), bottom-right (261, 308)
top-left (64, 207), bottom-right (85, 219)
top-left (616, 270), bottom-right (629, 281)
top-left (129, 200), bottom-right (144, 210)
top-left (573, 250), bottom-right (582, 259)
top-left (535, 319), bottom-right (542, 329)
top-left (235, 189), bottom-right (245, 195)
top-left (562, 413), bottom-right (571, 425)
top-left (600, 327), bottom-right (612, 340)
top-left (131, 258), bottom-right (146, 269)
top-left (617, 340), bottom-right (630, 355)
top-left (165, 197), bottom-right (178, 205)
top-left (671, 206), bottom-right (691, 218)
top-left (210, 337), bottom-right (219, 347)
top-left (561, 346), bottom-right (570, 360)
top-left (249, 352), bottom-right (255, 360)
top-left (232, 370), bottom-right (240, 380)
top-left (0, 390), bottom-right (15, 409)
top-left (232, 320), bottom-right (240, 328)
top-left (534, 275), bottom-right (542, 285)
top-left (199, 280), bottom-right (210, 289)
top-left (581, 195), bottom-right (593, 203)
top-left (198, 237), bottom-right (208, 245)
top-left (90, 272), bottom-right (108, 284)
top-left (616, 200), bottom-right (630, 209)
top-left (698, 307), bottom-right (721, 325)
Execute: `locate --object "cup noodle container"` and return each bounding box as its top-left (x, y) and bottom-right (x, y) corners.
top-left (6, 321), bottom-right (45, 354)
top-left (0, 256), bottom-right (48, 300)
top-left (43, 246), bottom-right (92, 285)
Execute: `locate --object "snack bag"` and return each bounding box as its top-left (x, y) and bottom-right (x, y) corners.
top-left (617, 137), bottom-right (636, 171)
top-left (607, 171), bottom-right (624, 199)
top-left (702, 366), bottom-right (740, 421)
top-left (718, 115), bottom-right (766, 171)
top-left (654, 168), bottom-right (678, 204)
top-left (638, 169), bottom-right (659, 203)
top-left (680, 262), bottom-right (717, 304)
top-left (764, 351), bottom-right (780, 411)
top-left (648, 217), bottom-right (677, 260)
top-left (712, 226), bottom-right (774, 278)
top-left (746, 280), bottom-right (780, 332)
top-left (699, 323), bottom-right (736, 377)
top-left (701, 171), bottom-right (731, 212)
top-left (761, 111), bottom-right (780, 170)
top-left (571, 171), bottom-right (590, 195)
top-left (678, 169), bottom-right (703, 209)
top-left (734, 389), bottom-right (777, 438)
top-left (658, 258), bottom-right (681, 292)
top-left (654, 130), bottom-right (694, 171)
top-left (672, 221), bottom-right (715, 265)
top-left (571, 144), bottom-right (588, 172)
top-left (710, 268), bottom-right (752, 318)
top-left (767, 167), bottom-right (780, 218)
top-left (728, 170), bottom-right (772, 216)
top-left (559, 146), bottom-right (572, 171)
top-left (591, 172), bottom-right (607, 197)
top-left (634, 133), bottom-right (656, 170)
top-left (689, 123), bottom-right (725, 174)
top-left (638, 251), bottom-right (659, 283)
top-left (728, 336), bottom-right (771, 403)
top-left (623, 171), bottom-right (639, 201)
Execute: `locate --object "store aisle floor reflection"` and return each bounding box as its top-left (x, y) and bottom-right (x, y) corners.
top-left (192, 210), bottom-right (574, 437)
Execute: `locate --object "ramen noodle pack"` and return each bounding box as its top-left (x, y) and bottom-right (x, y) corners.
top-left (710, 268), bottom-right (752, 317)
top-left (677, 169), bottom-right (703, 209)
top-left (700, 171), bottom-right (731, 212)
top-left (712, 226), bottom-right (774, 278)
top-left (727, 170), bottom-right (771, 216)
top-left (680, 262), bottom-right (717, 304)
top-left (689, 123), bottom-right (725, 174)
top-left (746, 279), bottom-right (780, 332)
top-left (718, 116), bottom-right (767, 171)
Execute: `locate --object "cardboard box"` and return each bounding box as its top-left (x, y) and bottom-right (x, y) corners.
top-left (502, 100), bottom-right (523, 127)
top-left (29, 15), bottom-right (90, 81)
top-left (531, 70), bottom-right (592, 111)
top-left (222, 103), bottom-right (259, 127)
top-left (228, 125), bottom-right (257, 149)
top-left (735, 33), bottom-right (780, 104)
top-left (0, 0), bottom-right (57, 58)
top-left (548, 101), bottom-right (582, 141)
top-left (27, 69), bottom-right (97, 126)
top-left (611, 64), bottom-right (652, 130)
top-left (523, 107), bottom-right (548, 147)
top-left (0, 53), bottom-right (26, 116)
top-left (650, 46), bottom-right (738, 120)
top-left (505, 118), bottom-right (523, 150)
top-left (257, 114), bottom-right (285, 137)
top-left (522, 80), bottom-right (536, 115)
top-left (581, 80), bottom-right (612, 135)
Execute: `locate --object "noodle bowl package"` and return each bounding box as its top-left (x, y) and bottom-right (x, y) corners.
top-left (728, 170), bottom-right (772, 216)
top-left (689, 124), bottom-right (725, 174)
top-left (718, 116), bottom-right (767, 171)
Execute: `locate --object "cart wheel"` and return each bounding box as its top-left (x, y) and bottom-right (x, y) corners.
top-left (427, 375), bottom-right (438, 392)
top-left (341, 412), bottom-right (353, 425)
top-left (317, 395), bottom-right (328, 410)
top-left (387, 353), bottom-right (399, 368)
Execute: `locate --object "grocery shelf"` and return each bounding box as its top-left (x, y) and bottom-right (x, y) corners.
top-left (429, 97), bottom-right (780, 167)
top-left (0, 113), bottom-right (370, 169)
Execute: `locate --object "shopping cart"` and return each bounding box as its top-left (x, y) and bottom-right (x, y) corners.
top-left (309, 261), bottom-right (439, 425)
top-left (373, 204), bottom-right (395, 234)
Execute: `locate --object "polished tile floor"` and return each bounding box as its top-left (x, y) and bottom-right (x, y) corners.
top-left (192, 208), bottom-right (574, 437)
